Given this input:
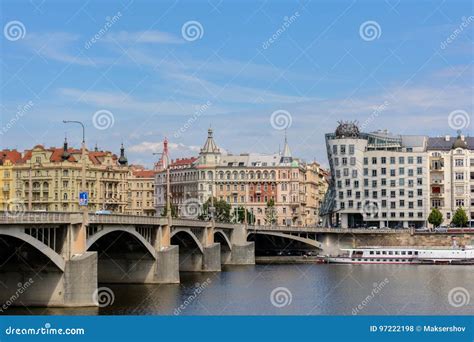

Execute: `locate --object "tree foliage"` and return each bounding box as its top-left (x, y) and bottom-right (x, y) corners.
top-left (427, 208), bottom-right (443, 228)
top-left (451, 207), bottom-right (468, 227)
top-left (199, 197), bottom-right (232, 223)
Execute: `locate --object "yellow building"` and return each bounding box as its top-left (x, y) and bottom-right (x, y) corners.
top-left (0, 150), bottom-right (22, 211)
top-left (6, 141), bottom-right (130, 213)
top-left (304, 162), bottom-right (329, 226)
top-left (126, 165), bottom-right (156, 216)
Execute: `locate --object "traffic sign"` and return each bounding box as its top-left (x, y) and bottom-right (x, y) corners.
top-left (79, 192), bottom-right (89, 206)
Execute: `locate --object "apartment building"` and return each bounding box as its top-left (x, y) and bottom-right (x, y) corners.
top-left (155, 129), bottom-right (328, 226)
top-left (427, 133), bottom-right (474, 224)
top-left (126, 165), bottom-right (156, 216)
top-left (0, 141), bottom-right (131, 213)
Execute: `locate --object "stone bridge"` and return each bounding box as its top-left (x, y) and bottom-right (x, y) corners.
top-left (5, 212), bottom-right (468, 308)
top-left (0, 212), bottom-right (321, 307)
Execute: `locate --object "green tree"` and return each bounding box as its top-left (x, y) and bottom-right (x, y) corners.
top-left (265, 198), bottom-right (277, 225)
top-left (451, 207), bottom-right (468, 227)
top-left (233, 206), bottom-right (255, 224)
top-left (199, 197), bottom-right (232, 223)
top-left (161, 204), bottom-right (178, 218)
top-left (428, 208), bottom-right (443, 228)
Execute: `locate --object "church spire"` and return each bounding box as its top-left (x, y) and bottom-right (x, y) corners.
top-left (200, 127), bottom-right (220, 154)
top-left (280, 129), bottom-right (293, 164)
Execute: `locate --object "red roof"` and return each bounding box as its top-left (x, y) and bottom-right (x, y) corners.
top-left (19, 146), bottom-right (118, 165)
top-left (133, 170), bottom-right (155, 178)
top-left (170, 157), bottom-right (197, 167)
top-left (0, 150), bottom-right (22, 164)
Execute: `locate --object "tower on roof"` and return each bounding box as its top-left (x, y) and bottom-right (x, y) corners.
top-left (61, 136), bottom-right (71, 161)
top-left (118, 143), bottom-right (128, 165)
top-left (280, 129), bottom-right (293, 164)
top-left (198, 128), bottom-right (221, 166)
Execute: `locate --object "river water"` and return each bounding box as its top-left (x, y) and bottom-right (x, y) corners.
top-left (5, 264), bottom-right (474, 315)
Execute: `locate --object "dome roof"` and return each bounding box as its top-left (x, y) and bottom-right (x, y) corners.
top-left (335, 121), bottom-right (360, 138)
top-left (452, 135), bottom-right (468, 149)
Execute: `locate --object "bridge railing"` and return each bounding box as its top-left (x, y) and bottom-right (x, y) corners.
top-left (89, 214), bottom-right (167, 226)
top-left (0, 211), bottom-right (79, 224)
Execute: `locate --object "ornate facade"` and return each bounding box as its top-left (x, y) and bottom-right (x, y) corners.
top-left (155, 129), bottom-right (328, 226)
top-left (10, 141), bottom-right (129, 212)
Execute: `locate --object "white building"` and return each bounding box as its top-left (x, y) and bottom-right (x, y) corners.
top-left (322, 122), bottom-right (430, 229)
top-left (427, 133), bottom-right (474, 225)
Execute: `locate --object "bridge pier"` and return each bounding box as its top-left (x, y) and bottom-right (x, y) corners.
top-left (227, 226), bottom-right (255, 265)
top-left (155, 245), bottom-right (180, 283)
top-left (202, 243), bottom-right (221, 271)
top-left (0, 220), bottom-right (98, 308)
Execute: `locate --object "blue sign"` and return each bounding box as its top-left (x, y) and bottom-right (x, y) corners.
top-left (79, 192), bottom-right (88, 206)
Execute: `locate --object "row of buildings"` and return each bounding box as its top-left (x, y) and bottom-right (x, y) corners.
top-left (321, 121), bottom-right (474, 228)
top-left (0, 140), bottom-right (156, 216)
top-left (154, 129), bottom-right (329, 226)
top-left (0, 130), bottom-right (330, 226)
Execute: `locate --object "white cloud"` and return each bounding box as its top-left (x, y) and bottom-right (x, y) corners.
top-left (104, 30), bottom-right (183, 44)
top-left (129, 141), bottom-right (201, 154)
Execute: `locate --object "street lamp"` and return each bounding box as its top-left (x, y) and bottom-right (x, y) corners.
top-left (62, 120), bottom-right (87, 214)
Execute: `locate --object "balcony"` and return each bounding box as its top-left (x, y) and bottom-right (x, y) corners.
top-left (430, 192), bottom-right (444, 198)
top-left (2, 185), bottom-right (10, 192)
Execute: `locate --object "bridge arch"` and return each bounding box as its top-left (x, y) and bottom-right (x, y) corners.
top-left (170, 228), bottom-right (204, 254)
top-left (214, 229), bottom-right (232, 250)
top-left (0, 229), bottom-right (65, 271)
top-left (86, 227), bottom-right (157, 259)
top-left (247, 231), bottom-right (322, 249)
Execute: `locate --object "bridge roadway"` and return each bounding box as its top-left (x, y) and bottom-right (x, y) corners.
top-left (2, 212), bottom-right (472, 308)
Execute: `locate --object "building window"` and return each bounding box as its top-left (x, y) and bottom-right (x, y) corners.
top-left (349, 145), bottom-right (355, 155)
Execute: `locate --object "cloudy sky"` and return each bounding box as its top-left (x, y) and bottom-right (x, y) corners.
top-left (1, 0), bottom-right (472, 167)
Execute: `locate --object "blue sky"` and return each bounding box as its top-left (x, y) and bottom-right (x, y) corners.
top-left (1, 0), bottom-right (472, 167)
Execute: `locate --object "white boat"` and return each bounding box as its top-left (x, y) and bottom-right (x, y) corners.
top-left (327, 245), bottom-right (474, 265)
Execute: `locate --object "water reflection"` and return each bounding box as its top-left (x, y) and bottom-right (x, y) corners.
top-left (4, 264), bottom-right (474, 315)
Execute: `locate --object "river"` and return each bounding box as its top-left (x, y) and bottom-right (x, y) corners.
top-left (5, 264), bottom-right (474, 315)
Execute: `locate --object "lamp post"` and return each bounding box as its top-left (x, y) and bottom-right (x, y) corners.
top-left (62, 120), bottom-right (87, 214)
